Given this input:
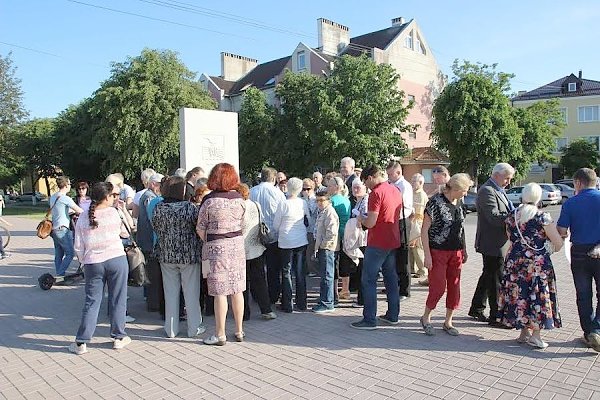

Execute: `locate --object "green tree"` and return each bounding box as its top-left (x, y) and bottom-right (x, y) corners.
top-left (432, 71), bottom-right (521, 183)
top-left (560, 139), bottom-right (600, 177)
top-left (53, 98), bottom-right (105, 182)
top-left (0, 52), bottom-right (29, 186)
top-left (238, 87), bottom-right (278, 180)
top-left (276, 55), bottom-right (414, 174)
top-left (89, 48), bottom-right (216, 178)
top-left (511, 99), bottom-right (564, 178)
top-left (13, 118), bottom-right (61, 195)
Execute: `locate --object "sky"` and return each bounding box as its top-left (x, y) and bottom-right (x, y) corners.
top-left (1, 0), bottom-right (599, 119)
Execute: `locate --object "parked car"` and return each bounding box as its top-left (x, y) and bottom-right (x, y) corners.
top-left (462, 191), bottom-right (477, 213)
top-left (553, 183), bottom-right (575, 202)
top-left (538, 184), bottom-right (562, 206)
top-left (554, 179), bottom-right (574, 188)
top-left (506, 186), bottom-right (524, 205)
top-left (16, 192), bottom-right (47, 202)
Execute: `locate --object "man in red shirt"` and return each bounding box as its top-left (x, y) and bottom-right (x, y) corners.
top-left (352, 165), bottom-right (403, 330)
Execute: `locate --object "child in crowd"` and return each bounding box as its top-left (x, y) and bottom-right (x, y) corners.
top-left (312, 190), bottom-right (340, 313)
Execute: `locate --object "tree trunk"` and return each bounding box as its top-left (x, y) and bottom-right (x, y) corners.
top-left (44, 176), bottom-right (51, 196)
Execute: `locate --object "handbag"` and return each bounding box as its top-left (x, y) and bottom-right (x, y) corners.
top-left (119, 211), bottom-right (149, 286)
top-left (254, 201), bottom-right (271, 246)
top-left (407, 218), bottom-right (421, 242)
top-left (36, 195), bottom-right (61, 239)
top-left (514, 209), bottom-right (555, 255)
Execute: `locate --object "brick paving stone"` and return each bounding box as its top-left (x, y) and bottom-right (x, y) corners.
top-left (1, 210), bottom-right (599, 399)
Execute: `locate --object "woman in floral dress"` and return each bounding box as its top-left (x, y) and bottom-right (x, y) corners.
top-left (498, 183), bottom-right (564, 349)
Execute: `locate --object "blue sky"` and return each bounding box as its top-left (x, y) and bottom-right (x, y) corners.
top-left (2, 0), bottom-right (599, 119)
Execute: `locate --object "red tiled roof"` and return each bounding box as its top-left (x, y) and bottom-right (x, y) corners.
top-left (400, 147), bottom-right (450, 164)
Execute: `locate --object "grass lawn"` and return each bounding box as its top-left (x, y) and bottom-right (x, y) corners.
top-left (3, 205), bottom-right (48, 219)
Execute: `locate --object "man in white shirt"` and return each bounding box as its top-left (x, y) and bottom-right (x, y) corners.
top-left (386, 160), bottom-right (414, 301)
top-left (250, 167), bottom-right (287, 304)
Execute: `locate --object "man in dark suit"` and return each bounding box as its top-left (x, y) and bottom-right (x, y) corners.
top-left (468, 163), bottom-right (515, 327)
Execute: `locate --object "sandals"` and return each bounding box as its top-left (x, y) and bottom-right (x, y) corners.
top-left (442, 324), bottom-right (460, 336)
top-left (234, 331), bottom-right (245, 342)
top-left (420, 317), bottom-right (435, 336)
top-left (203, 335), bottom-right (227, 346)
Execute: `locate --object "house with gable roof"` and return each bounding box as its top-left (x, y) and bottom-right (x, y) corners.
top-left (512, 71), bottom-right (600, 182)
top-left (199, 17), bottom-right (446, 178)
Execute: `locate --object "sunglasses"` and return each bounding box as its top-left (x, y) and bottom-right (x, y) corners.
top-left (302, 188), bottom-right (312, 191)
top-left (77, 187), bottom-right (87, 191)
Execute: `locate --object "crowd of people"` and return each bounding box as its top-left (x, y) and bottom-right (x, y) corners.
top-left (34, 157), bottom-right (599, 354)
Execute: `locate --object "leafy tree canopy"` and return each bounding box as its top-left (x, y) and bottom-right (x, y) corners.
top-left (0, 52), bottom-right (28, 186)
top-left (88, 48), bottom-right (216, 179)
top-left (433, 59), bottom-right (564, 183)
top-left (560, 139), bottom-right (600, 177)
top-left (269, 54), bottom-right (414, 175)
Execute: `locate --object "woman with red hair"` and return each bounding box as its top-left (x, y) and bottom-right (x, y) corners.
top-left (196, 163), bottom-right (247, 345)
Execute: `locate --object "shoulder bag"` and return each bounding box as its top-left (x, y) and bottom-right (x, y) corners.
top-left (119, 210), bottom-right (150, 286)
top-left (254, 201), bottom-right (270, 246)
top-left (36, 195), bottom-right (61, 239)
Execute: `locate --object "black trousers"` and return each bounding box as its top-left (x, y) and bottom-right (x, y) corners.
top-left (265, 242), bottom-right (282, 304)
top-left (145, 253), bottom-right (164, 315)
top-left (469, 254), bottom-right (503, 319)
top-left (396, 218), bottom-right (411, 297)
top-left (244, 255), bottom-right (273, 319)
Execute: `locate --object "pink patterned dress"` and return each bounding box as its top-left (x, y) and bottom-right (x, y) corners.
top-left (197, 191), bottom-right (246, 296)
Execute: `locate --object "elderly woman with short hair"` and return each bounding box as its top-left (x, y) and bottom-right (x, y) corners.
top-left (420, 173), bottom-right (473, 336)
top-left (327, 176), bottom-right (352, 300)
top-left (273, 177), bottom-right (310, 312)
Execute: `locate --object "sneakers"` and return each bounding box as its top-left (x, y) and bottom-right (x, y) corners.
top-left (399, 295), bottom-right (409, 302)
top-left (377, 315), bottom-right (399, 325)
top-left (527, 336), bottom-right (548, 349)
top-left (68, 342), bottom-right (87, 355)
top-left (587, 333), bottom-right (600, 352)
top-left (113, 336), bottom-right (132, 350)
top-left (312, 304), bottom-right (335, 313)
top-left (125, 315), bottom-right (136, 323)
top-left (261, 312), bottom-right (277, 320)
top-left (204, 335), bottom-right (227, 346)
top-left (350, 320), bottom-right (377, 330)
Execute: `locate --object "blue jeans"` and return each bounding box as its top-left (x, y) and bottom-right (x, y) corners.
top-left (361, 246), bottom-right (399, 325)
top-left (317, 249), bottom-right (335, 308)
top-left (571, 245), bottom-right (600, 336)
top-left (51, 227), bottom-right (75, 276)
top-left (75, 255), bottom-right (128, 342)
top-left (280, 245), bottom-right (307, 311)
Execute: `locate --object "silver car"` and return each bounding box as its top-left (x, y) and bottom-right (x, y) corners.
top-left (538, 184), bottom-right (562, 206)
top-left (506, 186), bottom-right (523, 205)
top-left (554, 183), bottom-right (575, 203)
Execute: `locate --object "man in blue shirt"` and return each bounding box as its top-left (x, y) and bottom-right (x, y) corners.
top-left (557, 168), bottom-right (600, 353)
top-left (250, 167), bottom-right (286, 304)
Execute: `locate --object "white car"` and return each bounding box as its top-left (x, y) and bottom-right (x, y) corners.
top-left (554, 183), bottom-right (575, 203)
top-left (506, 186), bottom-right (523, 206)
top-left (538, 184), bottom-right (562, 206)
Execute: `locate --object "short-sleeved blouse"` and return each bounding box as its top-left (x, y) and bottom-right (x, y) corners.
top-left (425, 192), bottom-right (465, 250)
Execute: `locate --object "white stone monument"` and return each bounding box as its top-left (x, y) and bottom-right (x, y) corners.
top-left (179, 108), bottom-right (239, 175)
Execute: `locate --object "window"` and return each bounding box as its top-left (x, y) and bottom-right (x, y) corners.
top-left (415, 34), bottom-right (426, 55)
top-left (555, 137), bottom-right (568, 152)
top-left (560, 107), bottom-right (567, 124)
top-left (584, 136), bottom-right (600, 151)
top-left (407, 94), bottom-right (415, 104)
top-left (568, 82), bottom-right (577, 92)
top-left (404, 32), bottom-right (413, 49)
top-left (578, 106), bottom-right (600, 122)
top-left (297, 51), bottom-right (306, 71)
top-left (409, 132), bottom-right (417, 139)
top-left (421, 169), bottom-right (432, 183)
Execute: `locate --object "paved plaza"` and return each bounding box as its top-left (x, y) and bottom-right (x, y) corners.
top-left (1, 207), bottom-right (599, 399)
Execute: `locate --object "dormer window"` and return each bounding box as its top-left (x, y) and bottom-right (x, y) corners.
top-left (568, 82), bottom-right (577, 92)
top-left (405, 31), bottom-right (413, 49)
top-left (297, 51), bottom-right (306, 71)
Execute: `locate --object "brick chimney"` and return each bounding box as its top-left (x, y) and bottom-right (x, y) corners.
top-left (579, 70), bottom-right (582, 79)
top-left (220, 52), bottom-right (258, 81)
top-left (392, 17), bottom-right (405, 26)
top-left (317, 18), bottom-right (350, 56)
